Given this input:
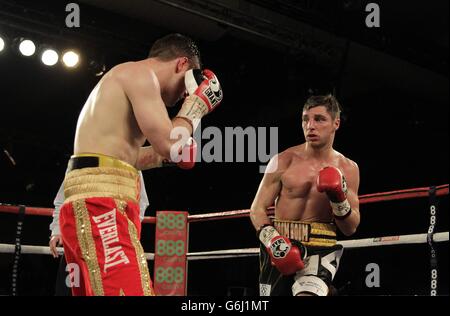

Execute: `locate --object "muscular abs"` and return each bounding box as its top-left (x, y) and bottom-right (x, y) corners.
top-left (276, 155), bottom-right (336, 223)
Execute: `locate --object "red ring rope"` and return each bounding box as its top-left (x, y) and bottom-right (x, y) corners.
top-left (0, 184), bottom-right (448, 224)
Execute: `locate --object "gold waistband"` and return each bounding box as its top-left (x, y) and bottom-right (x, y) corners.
top-left (70, 154), bottom-right (138, 175)
top-left (64, 155), bottom-right (140, 204)
top-left (273, 218), bottom-right (337, 247)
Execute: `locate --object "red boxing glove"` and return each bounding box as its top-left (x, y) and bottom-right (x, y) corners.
top-left (317, 167), bottom-right (352, 219)
top-left (177, 69), bottom-right (223, 130)
top-left (177, 138), bottom-right (197, 170)
top-left (185, 69), bottom-right (223, 111)
top-left (258, 225), bottom-right (306, 275)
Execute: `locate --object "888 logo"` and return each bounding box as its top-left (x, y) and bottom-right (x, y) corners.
top-left (155, 267), bottom-right (185, 284)
top-left (157, 213), bottom-right (186, 230)
top-left (156, 240), bottom-right (186, 257)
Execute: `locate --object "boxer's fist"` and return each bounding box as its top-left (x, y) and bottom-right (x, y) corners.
top-left (185, 69), bottom-right (223, 111)
top-left (258, 225), bottom-right (305, 275)
top-left (177, 69), bottom-right (223, 128)
top-left (317, 167), bottom-right (347, 202)
top-left (317, 167), bottom-right (352, 218)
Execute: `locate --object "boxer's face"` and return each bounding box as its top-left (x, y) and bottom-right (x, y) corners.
top-left (302, 106), bottom-right (340, 148)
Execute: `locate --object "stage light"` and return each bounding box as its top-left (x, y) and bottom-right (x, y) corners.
top-left (41, 49), bottom-right (59, 66)
top-left (19, 39), bottom-right (36, 57)
top-left (0, 36), bottom-right (5, 52)
top-left (19, 39), bottom-right (36, 56)
top-left (62, 51), bottom-right (80, 68)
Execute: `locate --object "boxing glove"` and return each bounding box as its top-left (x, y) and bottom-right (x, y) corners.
top-left (317, 167), bottom-right (352, 219)
top-left (163, 137), bottom-right (197, 170)
top-left (177, 137), bottom-right (197, 170)
top-left (258, 225), bottom-right (306, 276)
top-left (177, 69), bottom-right (223, 130)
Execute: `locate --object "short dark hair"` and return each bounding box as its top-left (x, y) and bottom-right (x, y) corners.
top-left (149, 33), bottom-right (201, 69)
top-left (303, 94), bottom-right (342, 120)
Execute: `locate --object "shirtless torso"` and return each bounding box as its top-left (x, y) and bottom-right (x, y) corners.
top-left (275, 144), bottom-right (358, 224)
top-left (73, 58), bottom-right (192, 169)
top-left (74, 62), bottom-right (146, 166)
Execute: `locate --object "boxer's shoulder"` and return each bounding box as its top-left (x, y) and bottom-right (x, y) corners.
top-left (270, 147), bottom-right (303, 172)
top-left (333, 150), bottom-right (359, 176)
top-left (283, 144), bottom-right (309, 162)
top-left (114, 62), bottom-right (160, 92)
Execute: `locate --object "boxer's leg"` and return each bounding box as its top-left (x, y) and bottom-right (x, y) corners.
top-left (61, 198), bottom-right (154, 296)
top-left (292, 245), bottom-right (343, 296)
top-left (60, 202), bottom-right (91, 296)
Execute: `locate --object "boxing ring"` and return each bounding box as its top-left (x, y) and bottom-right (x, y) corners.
top-left (0, 184), bottom-right (448, 296)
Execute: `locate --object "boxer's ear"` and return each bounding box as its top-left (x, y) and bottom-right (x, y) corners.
top-left (334, 118), bottom-right (341, 131)
top-left (176, 57), bottom-right (189, 73)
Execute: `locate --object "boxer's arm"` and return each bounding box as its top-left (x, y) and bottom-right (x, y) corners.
top-left (335, 162), bottom-right (360, 236)
top-left (137, 138), bottom-right (197, 171)
top-left (119, 65), bottom-right (192, 160)
top-left (136, 146), bottom-right (165, 171)
top-left (251, 155), bottom-right (306, 275)
top-left (250, 155), bottom-right (285, 231)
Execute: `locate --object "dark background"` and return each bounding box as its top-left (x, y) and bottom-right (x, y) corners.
top-left (0, 0), bottom-right (448, 296)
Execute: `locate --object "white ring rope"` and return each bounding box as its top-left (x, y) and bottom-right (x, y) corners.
top-left (0, 232), bottom-right (447, 261)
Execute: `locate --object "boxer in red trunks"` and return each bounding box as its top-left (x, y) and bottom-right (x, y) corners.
top-left (60, 34), bottom-right (223, 296)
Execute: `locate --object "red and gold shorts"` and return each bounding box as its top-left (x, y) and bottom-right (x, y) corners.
top-left (60, 154), bottom-right (154, 296)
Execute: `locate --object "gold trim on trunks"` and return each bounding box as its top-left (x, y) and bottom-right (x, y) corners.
top-left (73, 153), bottom-right (138, 175)
top-left (272, 218), bottom-right (337, 247)
top-left (115, 199), bottom-right (154, 296)
top-left (73, 199), bottom-right (104, 296)
top-left (64, 166), bottom-right (139, 204)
